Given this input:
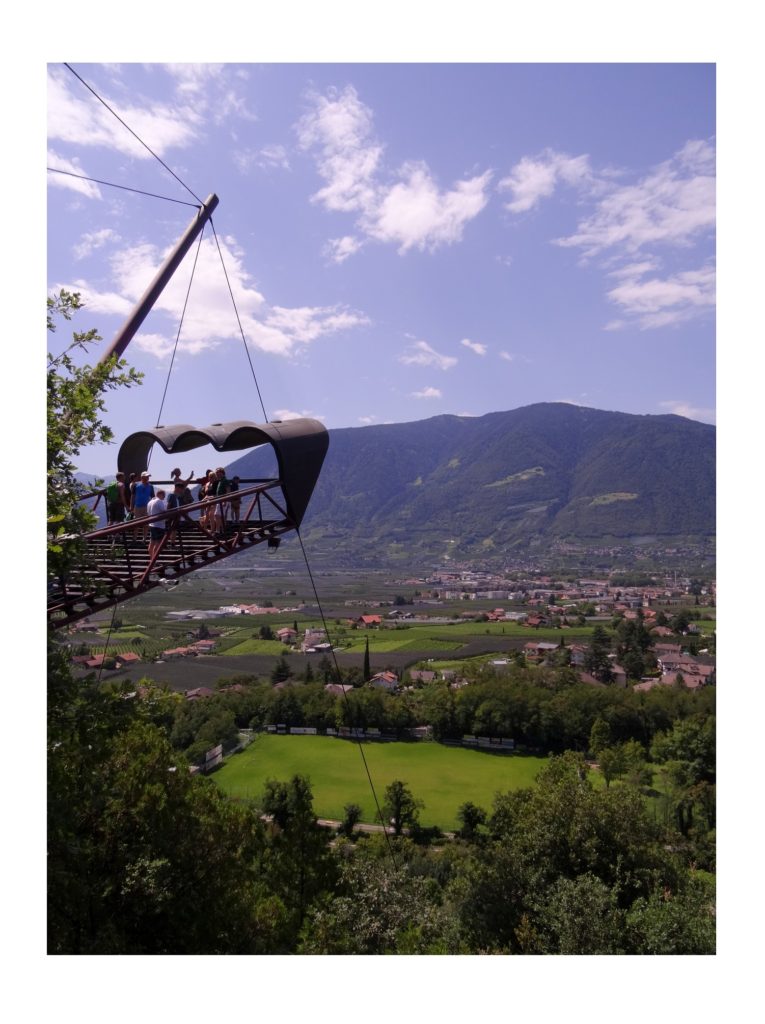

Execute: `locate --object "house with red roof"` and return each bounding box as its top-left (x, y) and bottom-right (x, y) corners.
top-left (358, 615), bottom-right (382, 628)
top-left (370, 670), bottom-right (398, 692)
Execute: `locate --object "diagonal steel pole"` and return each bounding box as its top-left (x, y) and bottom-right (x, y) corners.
top-left (98, 193), bottom-right (219, 365)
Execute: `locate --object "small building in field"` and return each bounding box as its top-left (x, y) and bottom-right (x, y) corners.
top-left (358, 615), bottom-right (382, 628)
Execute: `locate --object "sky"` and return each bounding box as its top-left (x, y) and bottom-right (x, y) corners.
top-left (46, 61), bottom-right (716, 478)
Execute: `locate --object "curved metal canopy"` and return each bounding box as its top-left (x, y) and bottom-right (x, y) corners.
top-left (118, 417), bottom-right (328, 527)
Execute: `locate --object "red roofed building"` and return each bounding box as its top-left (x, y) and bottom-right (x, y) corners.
top-left (370, 670), bottom-right (398, 691)
top-left (358, 615), bottom-right (382, 628)
top-left (114, 651), bottom-right (141, 667)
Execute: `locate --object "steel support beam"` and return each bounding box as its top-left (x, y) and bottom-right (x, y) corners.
top-left (98, 193), bottom-right (219, 365)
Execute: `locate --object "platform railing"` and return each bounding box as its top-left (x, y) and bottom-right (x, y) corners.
top-left (48, 479), bottom-right (294, 628)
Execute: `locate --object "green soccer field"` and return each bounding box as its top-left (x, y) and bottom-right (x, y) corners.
top-left (214, 734), bottom-right (548, 830)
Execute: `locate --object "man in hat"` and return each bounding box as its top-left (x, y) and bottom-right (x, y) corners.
top-left (131, 471), bottom-right (155, 541)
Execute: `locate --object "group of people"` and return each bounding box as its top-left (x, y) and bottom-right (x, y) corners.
top-left (102, 466), bottom-right (242, 555)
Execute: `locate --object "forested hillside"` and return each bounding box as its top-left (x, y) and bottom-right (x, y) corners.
top-left (227, 403), bottom-right (715, 562)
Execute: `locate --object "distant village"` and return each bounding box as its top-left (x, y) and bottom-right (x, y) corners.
top-left (72, 568), bottom-right (715, 703)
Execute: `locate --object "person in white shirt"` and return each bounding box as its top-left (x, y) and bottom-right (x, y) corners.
top-left (147, 489), bottom-right (167, 560)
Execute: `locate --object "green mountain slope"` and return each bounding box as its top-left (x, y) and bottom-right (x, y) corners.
top-left (227, 403), bottom-right (715, 563)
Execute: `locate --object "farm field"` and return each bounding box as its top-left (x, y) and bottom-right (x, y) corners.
top-left (214, 733), bottom-right (548, 830)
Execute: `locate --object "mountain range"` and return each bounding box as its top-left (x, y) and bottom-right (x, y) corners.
top-left (226, 403), bottom-right (715, 566)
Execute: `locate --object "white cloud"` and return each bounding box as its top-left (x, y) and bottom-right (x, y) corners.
top-left (501, 140), bottom-right (716, 332)
top-left (324, 235), bottom-right (363, 264)
top-left (358, 415), bottom-right (376, 424)
top-left (61, 234), bottom-right (368, 359)
top-left (257, 144), bottom-right (290, 169)
top-left (296, 86), bottom-right (382, 214)
top-left (47, 148), bottom-right (101, 199)
top-left (412, 386), bottom-right (442, 399)
top-left (498, 150), bottom-right (594, 213)
top-left (162, 63), bottom-right (226, 95)
top-left (555, 141), bottom-right (715, 257)
top-left (658, 400), bottom-right (715, 424)
top-left (370, 162), bottom-right (492, 253)
top-left (73, 228), bottom-right (120, 260)
top-left (272, 408), bottom-right (323, 422)
top-left (297, 85), bottom-right (491, 255)
top-left (47, 67), bottom-right (202, 159)
top-left (399, 340), bottom-right (457, 371)
top-left (461, 338), bottom-right (487, 356)
top-left (498, 351), bottom-right (514, 362)
top-left (606, 262), bottom-right (716, 329)
top-left (234, 144), bottom-right (290, 174)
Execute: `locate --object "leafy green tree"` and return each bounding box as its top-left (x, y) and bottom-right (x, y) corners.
top-left (47, 291), bottom-right (142, 581)
top-left (589, 716), bottom-right (611, 757)
top-left (456, 801), bottom-right (488, 841)
top-left (625, 875), bottom-right (715, 954)
top-left (259, 624), bottom-right (274, 640)
top-left (381, 780), bottom-right (423, 836)
top-left (460, 752), bottom-right (683, 953)
top-left (48, 646), bottom-right (267, 953)
top-left (299, 855), bottom-right (457, 954)
top-left (598, 744), bottom-right (627, 788)
top-left (271, 655), bottom-right (291, 683)
top-left (584, 626), bottom-right (613, 682)
top-left (259, 775), bottom-right (336, 937)
top-left (317, 654), bottom-right (334, 683)
top-left (670, 609), bottom-right (692, 634)
top-left (339, 802), bottom-right (362, 838)
top-left (535, 874), bottom-right (625, 954)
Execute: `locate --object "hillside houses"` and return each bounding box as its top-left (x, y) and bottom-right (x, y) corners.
top-left (161, 639), bottom-right (217, 660)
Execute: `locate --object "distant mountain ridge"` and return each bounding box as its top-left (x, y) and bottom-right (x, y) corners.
top-left (226, 403), bottom-right (715, 565)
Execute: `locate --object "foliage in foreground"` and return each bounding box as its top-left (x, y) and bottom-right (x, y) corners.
top-left (49, 638), bottom-right (715, 954)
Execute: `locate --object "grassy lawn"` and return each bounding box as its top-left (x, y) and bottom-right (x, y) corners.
top-left (214, 734), bottom-right (547, 830)
top-left (222, 638), bottom-right (291, 656)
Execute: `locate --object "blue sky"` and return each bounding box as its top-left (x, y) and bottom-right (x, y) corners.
top-left (47, 62), bottom-right (715, 478)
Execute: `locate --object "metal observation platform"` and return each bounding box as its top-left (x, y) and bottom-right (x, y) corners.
top-left (47, 417), bottom-right (328, 629)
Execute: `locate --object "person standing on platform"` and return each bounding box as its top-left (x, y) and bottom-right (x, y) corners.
top-left (146, 489), bottom-right (168, 560)
top-left (131, 471), bottom-right (155, 541)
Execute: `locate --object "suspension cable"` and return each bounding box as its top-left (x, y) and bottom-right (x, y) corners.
top-left (95, 598), bottom-right (121, 686)
top-left (63, 63), bottom-right (203, 205)
top-left (153, 225), bottom-right (206, 431)
top-left (47, 167), bottom-right (200, 207)
top-left (209, 219), bottom-right (269, 423)
top-left (294, 528), bottom-right (398, 865)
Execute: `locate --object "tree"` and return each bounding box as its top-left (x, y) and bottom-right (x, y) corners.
top-left (589, 716), bottom-right (611, 757)
top-left (363, 636), bottom-right (371, 682)
top-left (48, 646), bottom-right (267, 953)
top-left (317, 655), bottom-right (333, 683)
top-left (47, 291), bottom-right (142, 581)
top-left (271, 655), bottom-right (291, 683)
top-left (259, 775), bottom-right (336, 938)
top-left (598, 744), bottom-right (627, 788)
top-left (456, 801), bottom-right (487, 841)
top-left (339, 802), bottom-right (362, 838)
top-left (381, 780), bottom-right (423, 836)
top-left (259, 624), bottom-right (274, 641)
top-left (584, 626), bottom-right (613, 682)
